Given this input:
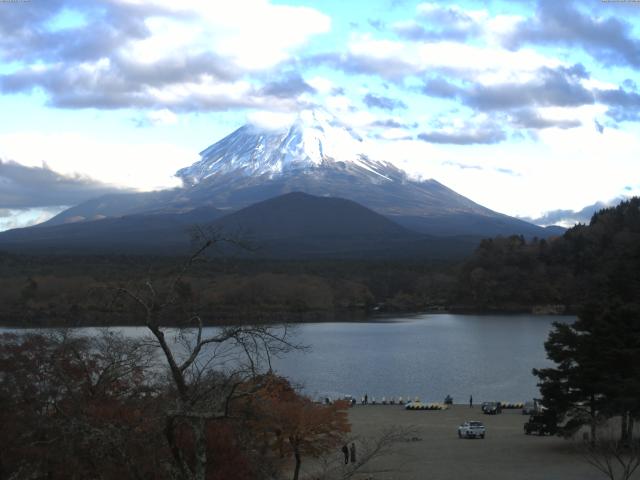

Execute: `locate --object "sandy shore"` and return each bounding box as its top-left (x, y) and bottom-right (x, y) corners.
top-left (301, 404), bottom-right (638, 480)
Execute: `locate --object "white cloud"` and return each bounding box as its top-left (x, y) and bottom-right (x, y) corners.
top-left (0, 132), bottom-right (193, 191)
top-left (247, 110), bottom-right (297, 131)
top-left (0, 207), bottom-right (66, 232)
top-left (307, 76), bottom-right (337, 95)
top-left (581, 78), bottom-right (618, 91)
top-left (416, 2), bottom-right (488, 23)
top-left (534, 104), bottom-right (607, 125)
top-left (340, 110), bottom-right (379, 130)
top-left (371, 37), bottom-right (557, 73)
top-left (377, 128), bottom-right (412, 140)
top-left (340, 34), bottom-right (564, 86)
top-left (363, 118), bottom-right (640, 219)
top-left (1, 0), bottom-right (637, 226)
top-left (0, 1), bottom-right (330, 113)
top-left (483, 14), bottom-right (524, 46)
top-left (325, 95), bottom-right (353, 113)
top-left (121, 0), bottom-right (331, 71)
top-left (146, 108), bottom-right (178, 126)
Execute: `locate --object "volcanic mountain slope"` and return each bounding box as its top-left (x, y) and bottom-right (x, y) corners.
top-left (0, 193), bottom-right (479, 258)
top-left (215, 191), bottom-right (410, 239)
top-left (43, 109), bottom-right (551, 238)
top-left (212, 192), bottom-right (480, 258)
top-left (0, 207), bottom-right (223, 254)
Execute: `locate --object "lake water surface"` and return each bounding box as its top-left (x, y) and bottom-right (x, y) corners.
top-left (270, 314), bottom-right (569, 404)
top-left (2, 314), bottom-right (570, 404)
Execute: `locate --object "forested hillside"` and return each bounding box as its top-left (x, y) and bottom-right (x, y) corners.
top-left (453, 197), bottom-right (640, 312)
top-left (1, 198), bottom-right (638, 326)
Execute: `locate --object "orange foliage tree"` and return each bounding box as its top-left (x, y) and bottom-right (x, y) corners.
top-left (239, 375), bottom-right (351, 480)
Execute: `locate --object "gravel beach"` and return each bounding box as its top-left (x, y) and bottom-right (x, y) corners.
top-left (301, 404), bottom-right (639, 480)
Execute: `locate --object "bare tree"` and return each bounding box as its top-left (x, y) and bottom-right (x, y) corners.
top-left (112, 232), bottom-right (300, 480)
top-left (580, 430), bottom-right (640, 480)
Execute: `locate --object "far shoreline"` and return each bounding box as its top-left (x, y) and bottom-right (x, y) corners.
top-left (0, 308), bottom-right (577, 329)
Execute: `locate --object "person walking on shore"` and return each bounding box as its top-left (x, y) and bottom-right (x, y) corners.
top-left (350, 442), bottom-right (356, 464)
top-left (469, 395), bottom-right (473, 408)
top-left (342, 444), bottom-right (349, 464)
top-left (364, 394), bottom-right (368, 405)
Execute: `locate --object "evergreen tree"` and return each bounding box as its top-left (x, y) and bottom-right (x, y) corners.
top-left (534, 317), bottom-right (607, 442)
top-left (535, 302), bottom-right (640, 443)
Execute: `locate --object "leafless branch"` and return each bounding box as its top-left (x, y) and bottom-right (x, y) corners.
top-left (579, 432), bottom-right (640, 480)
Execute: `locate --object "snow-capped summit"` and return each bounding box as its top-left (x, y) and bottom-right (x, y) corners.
top-left (170, 108), bottom-right (496, 219)
top-left (176, 109), bottom-right (402, 186)
top-left (35, 108), bottom-right (551, 240)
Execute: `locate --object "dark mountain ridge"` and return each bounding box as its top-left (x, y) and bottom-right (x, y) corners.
top-left (0, 207), bottom-right (223, 255)
top-left (0, 192), bottom-right (480, 258)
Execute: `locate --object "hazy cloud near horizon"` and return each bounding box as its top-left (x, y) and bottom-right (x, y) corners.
top-left (0, 206), bottom-right (67, 232)
top-left (522, 197), bottom-right (629, 227)
top-left (0, 159), bottom-right (131, 209)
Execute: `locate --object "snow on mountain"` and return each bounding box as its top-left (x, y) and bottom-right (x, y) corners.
top-left (34, 108), bottom-right (551, 239)
top-left (176, 109), bottom-right (401, 185)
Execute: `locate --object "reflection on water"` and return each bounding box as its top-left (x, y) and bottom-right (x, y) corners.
top-left (267, 314), bottom-right (570, 403)
top-left (2, 314), bottom-right (571, 404)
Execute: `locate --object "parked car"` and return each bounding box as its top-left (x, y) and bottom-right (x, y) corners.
top-left (458, 421), bottom-right (486, 439)
top-left (524, 412), bottom-right (557, 436)
top-left (481, 401), bottom-right (502, 415)
top-left (522, 398), bottom-right (543, 415)
top-left (522, 401), bottom-right (536, 415)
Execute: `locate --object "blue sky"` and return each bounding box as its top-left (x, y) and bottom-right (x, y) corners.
top-left (1, 0), bottom-right (640, 230)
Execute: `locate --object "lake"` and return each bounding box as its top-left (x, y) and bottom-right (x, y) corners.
top-left (1, 314), bottom-right (569, 404)
top-left (270, 314), bottom-right (569, 404)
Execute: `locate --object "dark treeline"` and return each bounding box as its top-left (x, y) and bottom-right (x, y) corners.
top-left (455, 197), bottom-right (640, 312)
top-left (0, 254), bottom-right (457, 326)
top-left (530, 198), bottom-right (640, 456)
top-left (2, 197), bottom-right (639, 326)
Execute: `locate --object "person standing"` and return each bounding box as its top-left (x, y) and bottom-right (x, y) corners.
top-left (364, 393), bottom-right (368, 405)
top-left (469, 394), bottom-right (473, 408)
top-left (342, 444), bottom-right (349, 464)
top-left (350, 442), bottom-right (356, 464)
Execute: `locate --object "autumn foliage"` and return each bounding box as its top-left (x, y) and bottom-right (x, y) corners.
top-left (0, 331), bottom-right (167, 479)
top-left (0, 333), bottom-right (351, 480)
top-left (238, 374), bottom-right (351, 479)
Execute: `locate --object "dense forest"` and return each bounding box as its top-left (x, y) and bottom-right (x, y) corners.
top-left (530, 199), bottom-right (640, 463)
top-left (455, 197), bottom-right (640, 311)
top-left (0, 255), bottom-right (456, 326)
top-left (1, 197), bottom-right (638, 326)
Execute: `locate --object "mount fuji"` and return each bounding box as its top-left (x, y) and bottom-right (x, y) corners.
top-left (0, 109), bottom-right (558, 256)
top-left (178, 109), bottom-right (397, 184)
top-left (40, 109), bottom-right (548, 238)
